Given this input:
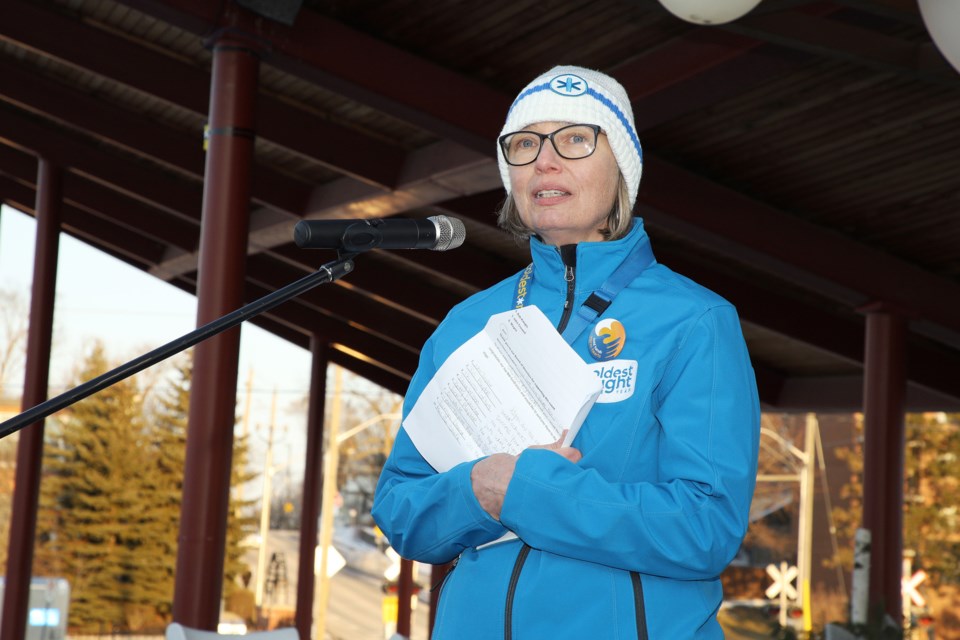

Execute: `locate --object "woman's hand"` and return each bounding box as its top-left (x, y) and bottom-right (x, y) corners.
top-left (470, 433), bottom-right (582, 520)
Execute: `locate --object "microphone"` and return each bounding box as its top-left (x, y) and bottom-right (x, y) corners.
top-left (293, 215), bottom-right (466, 252)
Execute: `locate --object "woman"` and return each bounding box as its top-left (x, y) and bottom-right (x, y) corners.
top-left (372, 65), bottom-right (760, 639)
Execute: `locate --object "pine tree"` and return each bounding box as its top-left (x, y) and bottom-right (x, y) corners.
top-left (830, 412), bottom-right (960, 580)
top-left (224, 429), bottom-right (259, 617)
top-left (829, 412), bottom-right (960, 631)
top-left (35, 343), bottom-right (154, 633)
top-left (136, 352), bottom-right (192, 624)
top-left (146, 351), bottom-right (259, 620)
top-left (35, 345), bottom-right (263, 632)
top-left (903, 413), bottom-right (960, 584)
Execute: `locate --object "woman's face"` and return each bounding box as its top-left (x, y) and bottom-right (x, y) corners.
top-left (508, 121), bottom-right (620, 246)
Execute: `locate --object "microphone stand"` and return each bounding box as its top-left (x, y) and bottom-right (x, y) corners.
top-left (0, 253), bottom-right (357, 440)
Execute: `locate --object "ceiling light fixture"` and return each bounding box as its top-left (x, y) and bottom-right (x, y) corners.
top-left (918, 0), bottom-right (960, 75)
top-left (657, 0), bottom-right (764, 25)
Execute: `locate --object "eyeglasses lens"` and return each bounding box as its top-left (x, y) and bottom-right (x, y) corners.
top-left (501, 124), bottom-right (598, 165)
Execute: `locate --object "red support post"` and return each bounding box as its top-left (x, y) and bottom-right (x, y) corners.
top-left (295, 336), bottom-right (330, 639)
top-left (396, 558), bottom-right (415, 637)
top-left (860, 303), bottom-right (907, 624)
top-left (428, 561), bottom-right (455, 638)
top-left (0, 158), bottom-right (61, 640)
top-left (172, 27), bottom-right (263, 629)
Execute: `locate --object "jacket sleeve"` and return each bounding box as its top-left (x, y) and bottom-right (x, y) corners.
top-left (498, 304), bottom-right (760, 579)
top-left (371, 337), bottom-right (509, 564)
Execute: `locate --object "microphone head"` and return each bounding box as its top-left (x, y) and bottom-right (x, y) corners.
top-left (430, 215), bottom-right (466, 251)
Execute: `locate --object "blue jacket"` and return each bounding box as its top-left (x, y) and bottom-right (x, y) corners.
top-left (372, 220), bottom-right (760, 639)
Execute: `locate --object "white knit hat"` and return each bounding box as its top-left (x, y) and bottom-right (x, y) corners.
top-left (498, 65), bottom-right (643, 209)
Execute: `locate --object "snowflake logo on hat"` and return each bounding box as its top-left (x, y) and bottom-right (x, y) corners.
top-left (550, 73), bottom-right (587, 96)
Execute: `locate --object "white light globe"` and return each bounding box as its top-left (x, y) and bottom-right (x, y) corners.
top-left (918, 0), bottom-right (960, 75)
top-left (657, 0), bottom-right (764, 25)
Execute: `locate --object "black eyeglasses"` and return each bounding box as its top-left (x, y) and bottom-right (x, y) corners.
top-left (498, 124), bottom-right (603, 166)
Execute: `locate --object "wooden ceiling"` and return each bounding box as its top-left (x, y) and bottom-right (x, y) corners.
top-left (1, 0), bottom-right (959, 410)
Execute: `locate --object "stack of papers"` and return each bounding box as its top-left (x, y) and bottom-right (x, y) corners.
top-left (404, 305), bottom-right (602, 473)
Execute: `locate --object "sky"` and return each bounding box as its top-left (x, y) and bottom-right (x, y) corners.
top-left (0, 203), bottom-right (344, 491)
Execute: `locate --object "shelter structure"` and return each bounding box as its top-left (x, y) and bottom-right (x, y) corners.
top-left (1, 0), bottom-right (959, 637)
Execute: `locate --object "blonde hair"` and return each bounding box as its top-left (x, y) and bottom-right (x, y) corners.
top-left (496, 173), bottom-right (633, 243)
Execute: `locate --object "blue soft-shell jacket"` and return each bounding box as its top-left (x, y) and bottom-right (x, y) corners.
top-left (372, 220), bottom-right (761, 639)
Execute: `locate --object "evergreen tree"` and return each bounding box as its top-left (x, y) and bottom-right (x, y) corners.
top-left (224, 429), bottom-right (259, 616)
top-left (830, 412), bottom-right (960, 630)
top-left (136, 353), bottom-right (192, 624)
top-left (146, 351), bottom-right (259, 618)
top-left (902, 412), bottom-right (960, 584)
top-left (35, 343), bottom-right (155, 633)
top-left (830, 412), bottom-right (960, 581)
top-left (35, 345), bottom-right (263, 632)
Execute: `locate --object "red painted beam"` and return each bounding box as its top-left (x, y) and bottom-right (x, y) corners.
top-left (0, 106), bottom-right (203, 221)
top-left (640, 157), bottom-right (960, 335)
top-left (614, 29), bottom-right (766, 99)
top-left (113, 0), bottom-right (510, 152)
top-left (62, 174), bottom-right (199, 251)
top-left (245, 253), bottom-right (436, 347)
top-left (243, 281), bottom-right (421, 378)
top-left (174, 34), bottom-right (259, 628)
top-left (0, 145), bottom-right (198, 251)
top-left (1, 159), bottom-right (61, 640)
top-left (0, 56), bottom-right (317, 216)
top-left (0, 0), bottom-right (404, 189)
top-left (659, 247), bottom-right (960, 402)
top-left (269, 245), bottom-right (468, 321)
top-left (0, 175), bottom-right (168, 266)
top-left (728, 9), bottom-right (955, 81)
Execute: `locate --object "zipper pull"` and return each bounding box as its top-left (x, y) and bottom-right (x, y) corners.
top-left (430, 556), bottom-right (459, 593)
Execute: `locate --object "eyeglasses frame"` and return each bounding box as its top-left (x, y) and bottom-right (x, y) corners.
top-left (498, 123), bottom-right (603, 167)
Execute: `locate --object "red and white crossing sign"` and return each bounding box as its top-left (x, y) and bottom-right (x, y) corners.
top-left (902, 569), bottom-right (927, 608)
top-left (766, 562), bottom-right (798, 601)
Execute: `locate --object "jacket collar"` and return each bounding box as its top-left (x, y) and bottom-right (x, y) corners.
top-left (528, 219), bottom-right (653, 295)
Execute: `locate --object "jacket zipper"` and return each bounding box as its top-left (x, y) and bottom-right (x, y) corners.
top-left (504, 248), bottom-right (649, 639)
top-left (503, 543), bottom-right (531, 640)
top-left (430, 556), bottom-right (459, 595)
top-left (631, 571), bottom-right (649, 640)
top-left (503, 547), bottom-right (649, 639)
top-left (556, 245), bottom-right (577, 334)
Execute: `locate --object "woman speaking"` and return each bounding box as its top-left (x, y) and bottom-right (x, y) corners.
top-left (372, 65), bottom-right (761, 639)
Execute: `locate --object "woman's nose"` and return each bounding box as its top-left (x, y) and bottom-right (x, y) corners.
top-left (534, 139), bottom-right (562, 171)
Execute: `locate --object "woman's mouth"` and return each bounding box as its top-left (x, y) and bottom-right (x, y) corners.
top-left (535, 189), bottom-right (569, 199)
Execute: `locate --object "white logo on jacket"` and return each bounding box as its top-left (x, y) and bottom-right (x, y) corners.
top-left (589, 359), bottom-right (638, 403)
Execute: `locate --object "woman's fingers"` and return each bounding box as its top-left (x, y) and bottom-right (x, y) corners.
top-left (470, 453), bottom-right (517, 520)
top-left (529, 430), bottom-right (582, 463)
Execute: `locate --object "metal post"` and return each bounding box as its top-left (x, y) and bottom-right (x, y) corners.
top-left (860, 303), bottom-right (907, 624)
top-left (850, 528), bottom-right (871, 626)
top-left (0, 158), bottom-right (61, 640)
top-left (173, 27), bottom-right (262, 628)
top-left (396, 558), bottom-right (414, 637)
top-left (796, 413), bottom-right (817, 633)
top-left (296, 337), bottom-right (329, 640)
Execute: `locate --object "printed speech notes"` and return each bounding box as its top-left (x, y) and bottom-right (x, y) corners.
top-left (403, 305), bottom-right (602, 473)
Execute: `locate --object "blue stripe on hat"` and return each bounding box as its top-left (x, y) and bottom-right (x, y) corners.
top-left (586, 88), bottom-right (643, 164)
top-left (507, 82), bottom-right (551, 113)
top-left (506, 82), bottom-right (643, 164)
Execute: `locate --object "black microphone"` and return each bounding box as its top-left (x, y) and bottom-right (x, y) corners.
top-left (293, 215), bottom-right (467, 252)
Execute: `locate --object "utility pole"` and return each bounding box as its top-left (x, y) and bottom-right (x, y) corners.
top-left (239, 368), bottom-right (253, 503)
top-left (255, 388), bottom-right (278, 612)
top-left (796, 413), bottom-right (817, 635)
top-left (314, 365), bottom-right (343, 640)
top-left (757, 415), bottom-right (818, 635)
